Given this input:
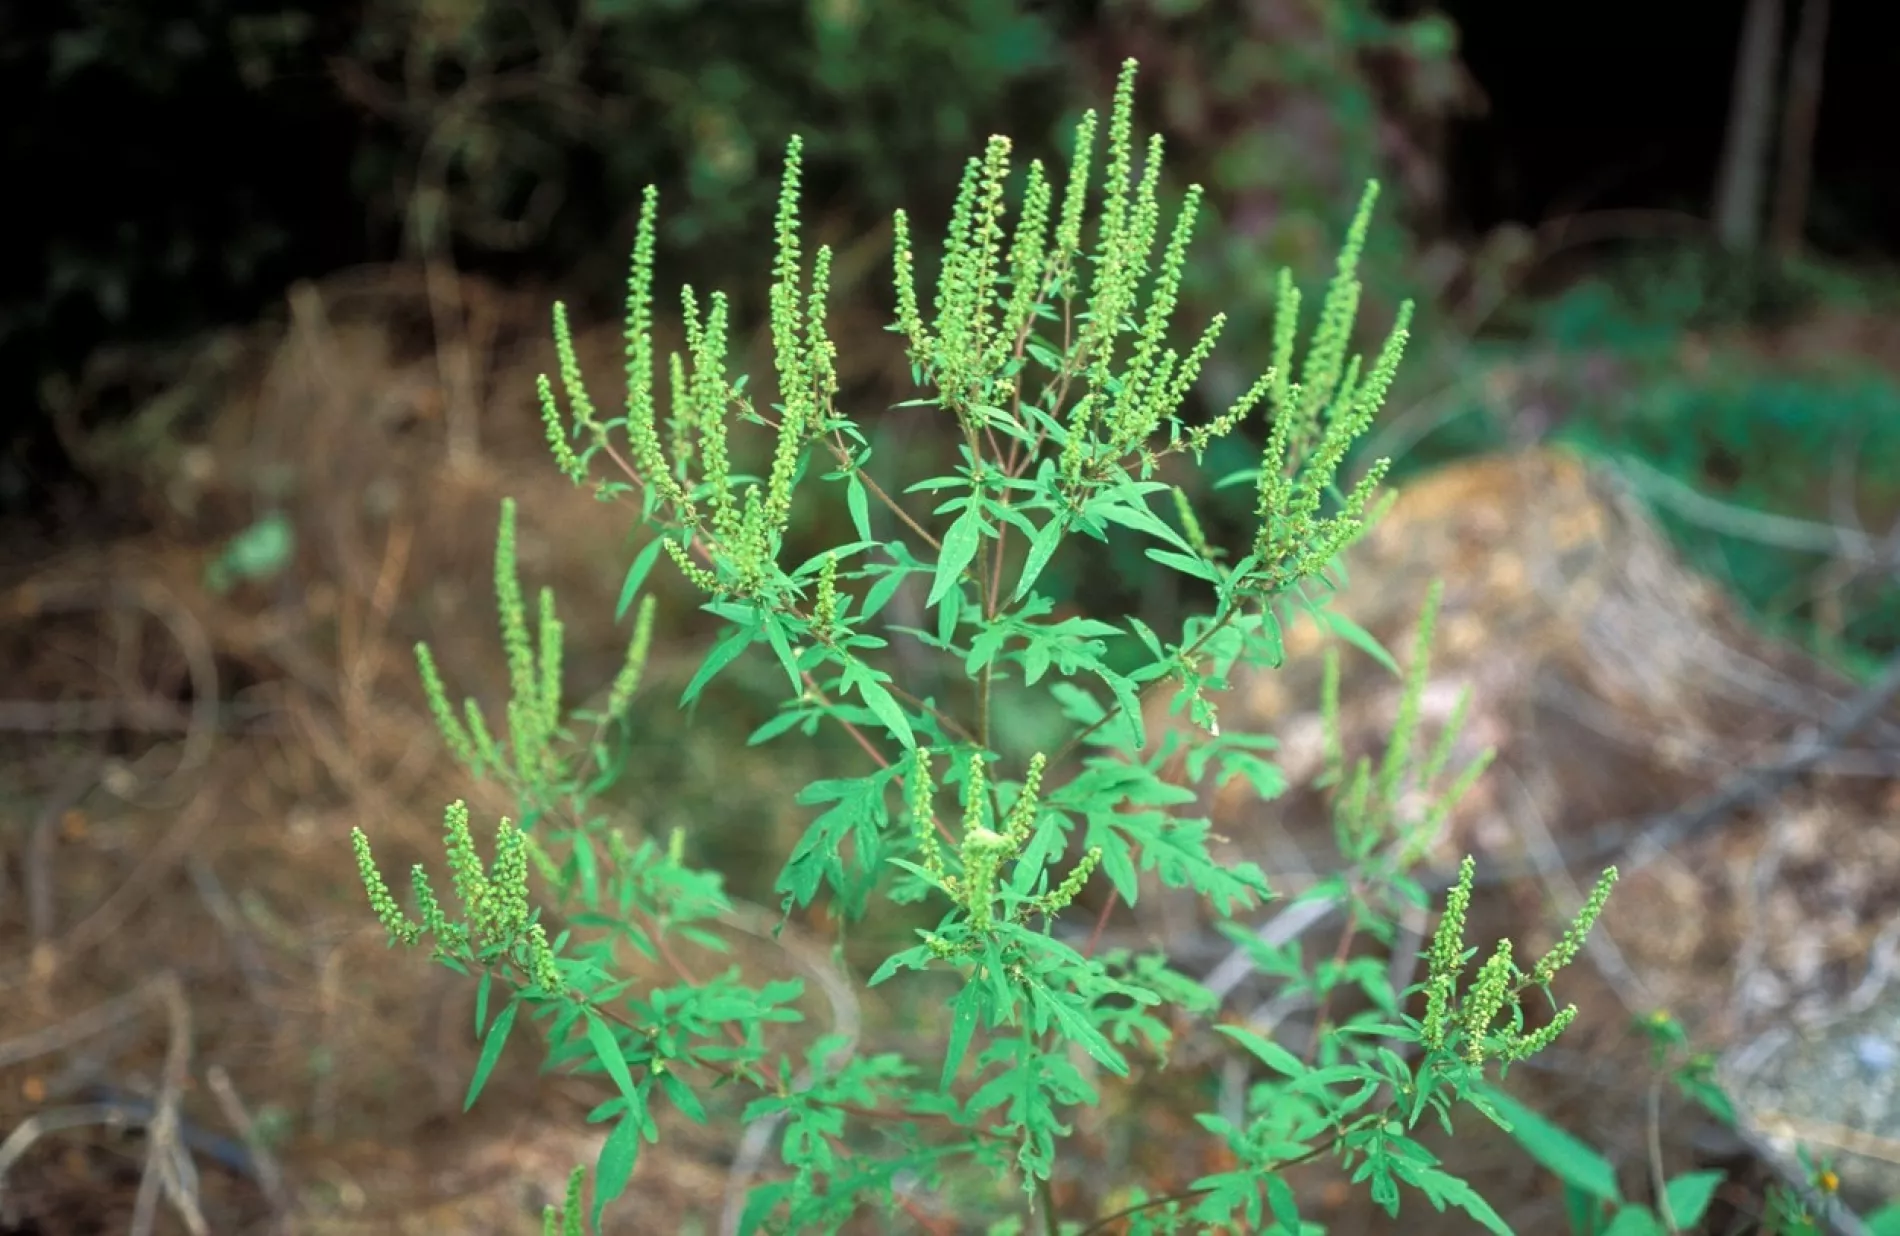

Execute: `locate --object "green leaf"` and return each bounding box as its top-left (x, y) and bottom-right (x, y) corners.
top-left (464, 996), bottom-right (518, 1111)
top-left (1265, 1174), bottom-right (1301, 1233)
top-left (1215, 1023), bottom-right (1308, 1080)
top-left (681, 623), bottom-right (756, 705)
top-left (1318, 608), bottom-right (1400, 676)
top-left (615, 536), bottom-right (666, 621)
top-left (906, 474), bottom-right (969, 492)
top-left (868, 940), bottom-right (937, 986)
top-left (861, 558), bottom-right (913, 621)
top-left (1119, 812), bottom-right (1269, 914)
top-left (1192, 1169), bottom-right (1267, 1230)
top-left (205, 511), bottom-right (294, 592)
top-left (573, 833), bottom-right (601, 912)
top-left (1097, 669), bottom-right (1146, 751)
top-left (473, 970), bottom-right (493, 1038)
top-left (592, 1108), bottom-right (642, 1227)
top-left (1051, 681), bottom-right (1106, 726)
top-left (1097, 837), bottom-right (1138, 904)
top-left (1473, 1082), bottom-right (1621, 1203)
top-left (1601, 1208), bottom-right (1666, 1236)
top-left (1034, 981), bottom-right (1129, 1077)
top-left (762, 614), bottom-right (804, 697)
top-left (1661, 1170), bottom-right (1723, 1228)
top-left (943, 982), bottom-right (984, 1089)
top-left (1026, 339), bottom-right (1065, 371)
top-left (778, 769), bottom-right (899, 909)
top-left (748, 706), bottom-right (814, 746)
top-left (937, 579), bottom-right (963, 644)
top-left (1399, 1163), bottom-right (1515, 1236)
top-left (1673, 1069), bottom-right (1736, 1125)
top-left (963, 1036), bottom-right (1090, 1183)
top-left (929, 506), bottom-right (984, 608)
top-left (657, 1070), bottom-right (708, 1124)
top-left (847, 473), bottom-right (872, 542)
top-left (1087, 486), bottom-right (1191, 551)
top-left (1146, 547), bottom-right (1221, 582)
top-left (585, 1012), bottom-right (640, 1109)
top-left (1020, 637), bottom-right (1052, 685)
top-left (1125, 615), bottom-right (1165, 660)
top-left (845, 660), bottom-right (915, 749)
top-left (1013, 514), bottom-right (1067, 601)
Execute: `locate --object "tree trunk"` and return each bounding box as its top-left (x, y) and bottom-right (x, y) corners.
top-left (1713, 0), bottom-right (1785, 253)
top-left (1770, 0), bottom-right (1831, 259)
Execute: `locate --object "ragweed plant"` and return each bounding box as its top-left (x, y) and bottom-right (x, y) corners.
top-left (353, 60), bottom-right (1616, 1234)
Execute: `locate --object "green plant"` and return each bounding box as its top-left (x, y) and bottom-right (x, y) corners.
top-left (352, 59), bottom-right (1616, 1233)
top-left (1482, 1010), bottom-right (1900, 1236)
top-left (1475, 1075), bottom-right (1727, 1236)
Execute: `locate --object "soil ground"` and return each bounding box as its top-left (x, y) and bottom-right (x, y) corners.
top-left (0, 263), bottom-right (1889, 1234)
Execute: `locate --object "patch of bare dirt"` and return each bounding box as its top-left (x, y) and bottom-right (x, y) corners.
top-left (5, 255), bottom-right (1896, 1235)
top-left (0, 264), bottom-right (758, 1235)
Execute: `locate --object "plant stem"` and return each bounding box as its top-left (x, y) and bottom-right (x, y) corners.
top-left (1037, 1176), bottom-right (1061, 1236)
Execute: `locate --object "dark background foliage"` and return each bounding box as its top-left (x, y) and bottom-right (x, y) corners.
top-left (6, 0), bottom-right (1897, 656)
